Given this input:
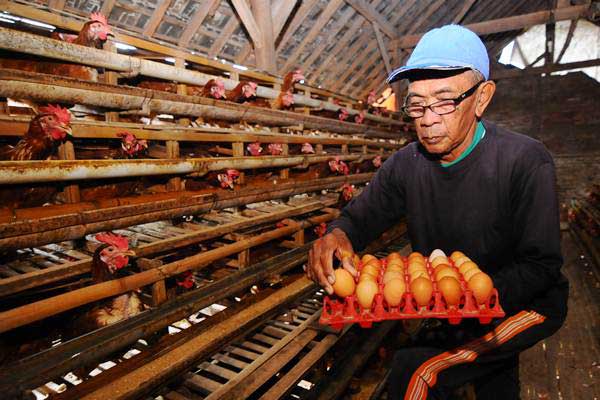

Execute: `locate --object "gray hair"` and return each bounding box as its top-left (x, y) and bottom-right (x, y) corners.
top-left (470, 69), bottom-right (485, 84)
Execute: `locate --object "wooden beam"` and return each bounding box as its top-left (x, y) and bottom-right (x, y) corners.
top-left (298, 4), bottom-right (356, 74)
top-left (230, 0), bottom-right (263, 46)
top-left (394, 4), bottom-right (589, 49)
top-left (493, 58), bottom-right (600, 79)
top-left (250, 0), bottom-right (277, 73)
top-left (47, 0), bottom-right (66, 10)
top-left (344, 0), bottom-right (397, 38)
top-left (279, 0), bottom-right (344, 73)
top-left (373, 24), bottom-right (392, 74)
top-left (143, 0), bottom-right (172, 37)
top-left (208, 13), bottom-right (240, 58)
top-left (100, 0), bottom-right (117, 16)
top-left (274, 0), bottom-right (318, 52)
top-left (179, 0), bottom-right (220, 47)
top-left (453, 0), bottom-right (477, 23)
top-left (272, 0), bottom-right (299, 36)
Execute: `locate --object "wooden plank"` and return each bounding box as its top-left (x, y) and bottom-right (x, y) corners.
top-left (230, 0), bottom-right (263, 46)
top-left (47, 0), bottom-right (66, 11)
top-left (179, 0), bottom-right (221, 46)
top-left (185, 373), bottom-right (222, 393)
top-left (143, 0), bottom-right (172, 37)
top-left (100, 0), bottom-right (117, 16)
top-left (240, 340), bottom-right (270, 354)
top-left (208, 14), bottom-right (240, 58)
top-left (373, 24), bottom-right (392, 75)
top-left (212, 353), bottom-right (249, 369)
top-left (258, 333), bottom-right (339, 399)
top-left (394, 4), bottom-right (589, 49)
top-left (344, 0), bottom-right (397, 38)
top-left (453, 0), bottom-right (477, 23)
top-left (198, 362), bottom-right (238, 380)
top-left (225, 345), bottom-right (260, 361)
top-left (272, 0), bottom-right (299, 37)
top-left (279, 0), bottom-right (344, 73)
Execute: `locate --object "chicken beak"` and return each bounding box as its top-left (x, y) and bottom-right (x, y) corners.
top-left (122, 250), bottom-right (136, 257)
top-left (62, 125), bottom-right (73, 137)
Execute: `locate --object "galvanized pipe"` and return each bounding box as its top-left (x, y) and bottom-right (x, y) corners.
top-left (0, 27), bottom-right (401, 126)
top-left (0, 153), bottom-right (383, 184)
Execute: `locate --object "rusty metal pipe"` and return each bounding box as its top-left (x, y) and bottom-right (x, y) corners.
top-left (0, 27), bottom-right (401, 126)
top-left (0, 153), bottom-right (383, 184)
top-left (0, 212), bottom-right (335, 333)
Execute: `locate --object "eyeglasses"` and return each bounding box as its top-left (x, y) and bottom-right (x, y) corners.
top-left (401, 80), bottom-right (484, 118)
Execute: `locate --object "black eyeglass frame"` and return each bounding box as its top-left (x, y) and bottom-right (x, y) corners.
top-left (401, 80), bottom-right (484, 118)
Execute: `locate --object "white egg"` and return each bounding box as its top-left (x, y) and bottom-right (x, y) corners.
top-left (428, 249), bottom-right (446, 262)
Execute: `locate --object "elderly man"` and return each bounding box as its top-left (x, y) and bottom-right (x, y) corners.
top-left (306, 25), bottom-right (568, 399)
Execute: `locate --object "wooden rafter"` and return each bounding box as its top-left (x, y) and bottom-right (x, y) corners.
top-left (179, 0), bottom-right (221, 47)
top-left (100, 0), bottom-right (117, 16)
top-left (307, 12), bottom-right (368, 83)
top-left (318, 0), bottom-right (415, 89)
top-left (453, 0), bottom-right (477, 24)
top-left (230, 0), bottom-right (262, 45)
top-left (333, 32), bottom-right (379, 92)
top-left (373, 24), bottom-right (391, 75)
top-left (143, 0), bottom-right (172, 37)
top-left (339, 47), bottom-right (380, 93)
top-left (344, 0), bottom-right (397, 38)
top-left (209, 12), bottom-right (240, 58)
top-left (494, 58), bottom-right (600, 79)
top-left (236, 0), bottom-right (314, 65)
top-left (279, 0), bottom-right (344, 73)
top-left (298, 4), bottom-right (356, 75)
top-left (47, 0), bottom-right (66, 10)
top-left (393, 4), bottom-right (589, 49)
top-left (272, 0), bottom-right (299, 36)
top-left (349, 0), bottom-right (444, 96)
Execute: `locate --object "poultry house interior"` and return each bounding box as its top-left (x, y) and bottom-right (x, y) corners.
top-left (0, 1), bottom-right (598, 400)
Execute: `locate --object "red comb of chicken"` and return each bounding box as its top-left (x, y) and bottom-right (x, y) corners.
top-left (372, 155), bottom-right (382, 168)
top-left (314, 222), bottom-right (327, 238)
top-left (247, 142), bottom-right (263, 156)
top-left (39, 104), bottom-right (71, 124)
top-left (176, 271), bottom-right (195, 289)
top-left (301, 142), bottom-right (315, 154)
top-left (268, 143), bottom-right (283, 155)
top-left (341, 183), bottom-right (355, 201)
top-left (292, 69), bottom-right (305, 82)
top-left (95, 232), bottom-right (129, 250)
top-left (367, 90), bottom-right (377, 105)
top-left (354, 111), bottom-right (365, 124)
top-left (90, 12), bottom-right (109, 26)
top-left (338, 108), bottom-right (349, 121)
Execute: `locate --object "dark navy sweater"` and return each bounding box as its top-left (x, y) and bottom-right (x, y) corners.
top-left (329, 120), bottom-right (568, 317)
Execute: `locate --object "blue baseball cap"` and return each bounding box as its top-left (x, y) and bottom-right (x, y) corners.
top-left (387, 24), bottom-right (489, 83)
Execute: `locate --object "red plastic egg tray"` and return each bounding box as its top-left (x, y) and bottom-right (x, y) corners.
top-left (319, 257), bottom-right (505, 329)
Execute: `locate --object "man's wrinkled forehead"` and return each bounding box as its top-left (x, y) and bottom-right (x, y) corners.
top-left (406, 70), bottom-right (472, 99)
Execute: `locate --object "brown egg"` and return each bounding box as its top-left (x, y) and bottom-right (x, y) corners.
top-left (386, 265), bottom-right (404, 275)
top-left (409, 269), bottom-right (430, 282)
top-left (468, 272), bottom-right (493, 304)
top-left (384, 278), bottom-right (406, 307)
top-left (407, 262), bottom-right (427, 276)
top-left (332, 268), bottom-right (355, 298)
top-left (435, 266), bottom-right (460, 282)
top-left (387, 252), bottom-right (402, 261)
top-left (450, 251), bottom-right (466, 262)
top-left (431, 256), bottom-right (450, 269)
top-left (356, 280), bottom-right (379, 309)
top-left (454, 256), bottom-right (471, 267)
top-left (361, 254), bottom-right (377, 264)
top-left (383, 271), bottom-right (404, 284)
top-left (408, 251), bottom-right (424, 261)
top-left (353, 254), bottom-right (361, 268)
top-left (410, 277), bottom-right (433, 307)
top-left (387, 258), bottom-right (405, 269)
top-left (458, 261), bottom-right (479, 275)
top-left (433, 263), bottom-right (452, 275)
top-left (463, 267), bottom-right (482, 282)
top-left (438, 276), bottom-right (462, 307)
top-left (364, 258), bottom-right (382, 270)
top-left (361, 263), bottom-right (380, 278)
top-left (359, 272), bottom-right (378, 283)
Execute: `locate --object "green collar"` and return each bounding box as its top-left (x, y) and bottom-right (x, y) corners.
top-left (440, 121), bottom-right (486, 168)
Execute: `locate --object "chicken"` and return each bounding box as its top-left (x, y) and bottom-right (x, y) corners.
top-left (0, 105), bottom-right (73, 209)
top-left (272, 69), bottom-right (305, 110)
top-left (51, 12), bottom-right (112, 48)
top-left (329, 156), bottom-right (350, 175)
top-left (0, 104), bottom-right (72, 161)
top-left (337, 183), bottom-right (355, 208)
top-left (187, 78), bottom-right (227, 99)
top-left (301, 143), bottom-right (315, 154)
top-left (247, 142), bottom-right (263, 156)
top-left (73, 232), bottom-right (142, 333)
top-left (0, 13), bottom-right (112, 81)
top-left (185, 169), bottom-right (241, 191)
top-left (314, 222), bottom-right (327, 238)
top-left (351, 155), bottom-right (382, 174)
top-left (267, 143), bottom-right (283, 156)
top-left (118, 131), bottom-right (148, 158)
top-left (354, 111), bottom-right (366, 124)
top-left (226, 80), bottom-right (258, 103)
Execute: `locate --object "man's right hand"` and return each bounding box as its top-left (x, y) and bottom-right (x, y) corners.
top-left (306, 228), bottom-right (357, 294)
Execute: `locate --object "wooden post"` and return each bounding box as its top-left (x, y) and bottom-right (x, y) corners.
top-left (232, 142), bottom-right (245, 185)
top-left (138, 258), bottom-right (167, 306)
top-left (166, 140), bottom-right (181, 191)
top-left (57, 142), bottom-right (80, 203)
top-left (280, 142), bottom-right (289, 180)
top-left (103, 41), bottom-right (119, 123)
top-left (250, 0), bottom-right (276, 73)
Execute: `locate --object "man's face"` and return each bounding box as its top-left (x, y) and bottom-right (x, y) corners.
top-left (406, 71), bottom-right (479, 161)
